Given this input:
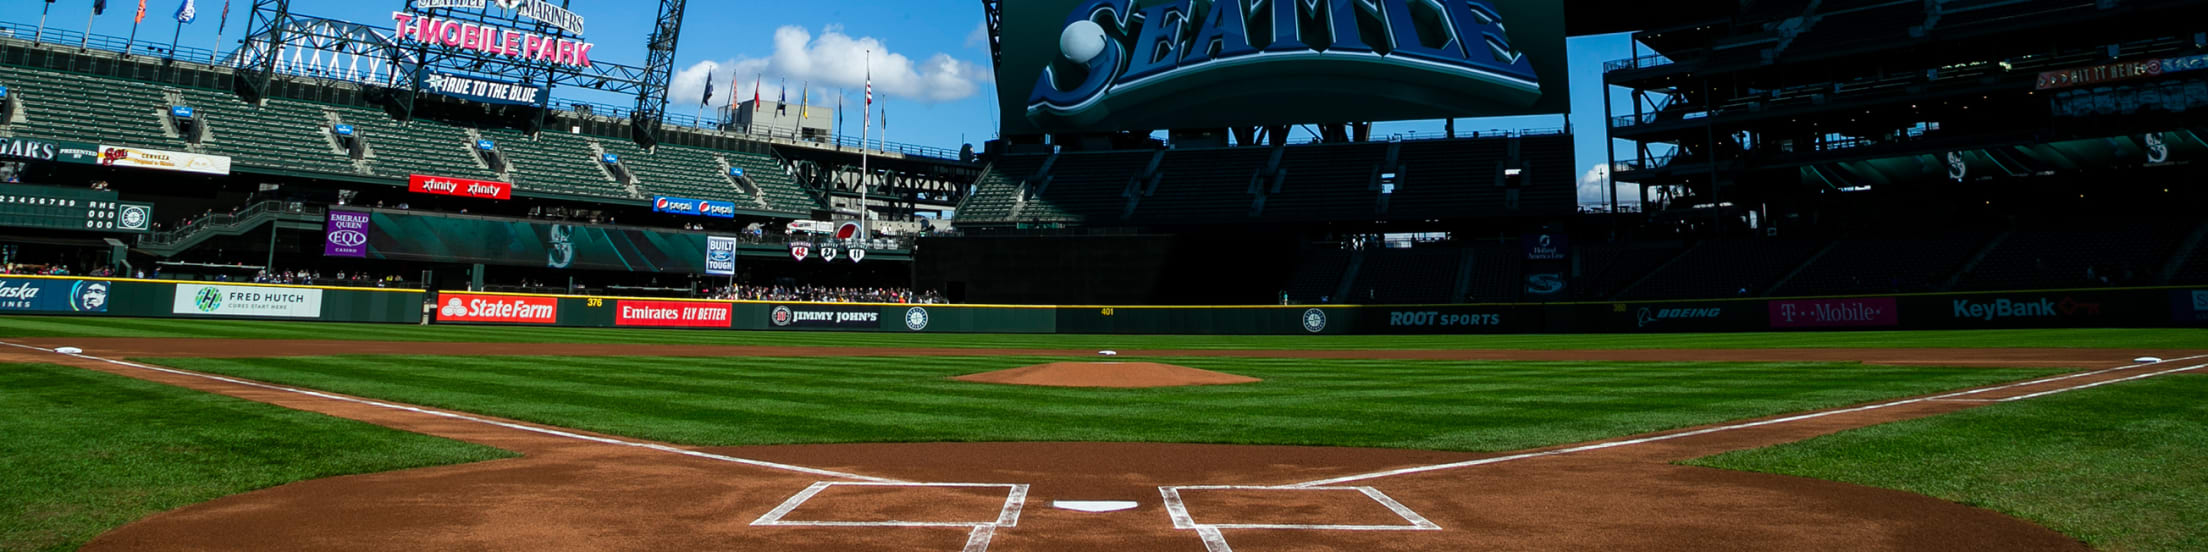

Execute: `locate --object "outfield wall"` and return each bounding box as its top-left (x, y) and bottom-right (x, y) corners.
top-left (426, 287), bottom-right (2208, 334)
top-left (0, 275), bottom-right (422, 324)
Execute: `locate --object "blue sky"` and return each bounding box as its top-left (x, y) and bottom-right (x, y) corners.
top-left (4, 0), bottom-right (1643, 204)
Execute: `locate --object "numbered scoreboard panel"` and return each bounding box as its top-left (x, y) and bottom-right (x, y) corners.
top-left (0, 184), bottom-right (152, 234)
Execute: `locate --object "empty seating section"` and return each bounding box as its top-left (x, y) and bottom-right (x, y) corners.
top-left (1282, 248), bottom-right (1353, 303)
top-left (1776, 234), bottom-right (1988, 295)
top-left (336, 105), bottom-right (502, 182)
top-left (955, 155), bottom-right (1050, 223)
top-left (1624, 239), bottom-right (1823, 300)
top-left (1385, 139), bottom-right (1504, 220)
top-left (1462, 244), bottom-right (1523, 302)
top-left (481, 130), bottom-right (628, 198)
top-left (0, 65), bottom-right (173, 147)
top-left (722, 151), bottom-right (818, 214)
top-left (1515, 136), bottom-right (1578, 211)
top-left (1957, 229), bottom-right (2182, 290)
top-left (1348, 247), bottom-right (1464, 304)
top-left (179, 89), bottom-right (358, 175)
top-left (1575, 244), bottom-right (1684, 300)
top-left (606, 142), bottom-right (777, 212)
top-left (1135, 148), bottom-right (1268, 223)
top-left (1021, 151), bottom-right (1152, 223)
top-left (1264, 143), bottom-right (1384, 221)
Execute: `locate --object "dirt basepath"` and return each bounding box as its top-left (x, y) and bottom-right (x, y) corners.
top-left (5, 339), bottom-right (2196, 551)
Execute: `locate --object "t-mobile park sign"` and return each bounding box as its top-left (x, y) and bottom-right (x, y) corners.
top-left (410, 174), bottom-right (512, 200)
top-left (395, 1), bottom-right (593, 69)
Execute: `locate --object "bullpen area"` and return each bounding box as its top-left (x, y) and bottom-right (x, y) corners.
top-left (2, 315), bottom-right (2203, 552)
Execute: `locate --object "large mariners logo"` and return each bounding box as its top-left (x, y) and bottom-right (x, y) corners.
top-left (194, 287), bottom-right (223, 313)
top-left (1301, 308), bottom-right (1328, 333)
top-left (72, 281), bottom-right (110, 312)
top-left (546, 225), bottom-right (575, 269)
top-left (904, 307), bottom-right (931, 331)
top-left (119, 205), bottom-right (150, 231)
top-left (771, 305), bottom-right (794, 327)
top-left (2147, 132), bottom-right (2171, 164)
top-left (1029, 0), bottom-right (1544, 131)
top-left (1946, 152), bottom-right (1968, 181)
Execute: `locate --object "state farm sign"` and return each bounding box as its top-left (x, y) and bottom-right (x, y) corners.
top-left (614, 300), bottom-right (731, 328)
top-left (436, 293), bottom-right (557, 324)
top-left (410, 174), bottom-right (512, 200)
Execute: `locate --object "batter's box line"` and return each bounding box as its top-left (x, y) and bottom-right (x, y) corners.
top-left (1158, 485), bottom-right (1443, 531)
top-left (752, 481), bottom-right (1029, 552)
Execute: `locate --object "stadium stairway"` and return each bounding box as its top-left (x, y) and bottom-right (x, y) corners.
top-left (135, 201), bottom-right (327, 258)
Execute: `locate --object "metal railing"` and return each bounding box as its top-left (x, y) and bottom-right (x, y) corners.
top-left (138, 201), bottom-right (324, 248)
top-left (0, 21), bottom-right (226, 64)
top-left (1603, 54), bottom-right (1676, 73)
top-left (559, 98), bottom-right (965, 160)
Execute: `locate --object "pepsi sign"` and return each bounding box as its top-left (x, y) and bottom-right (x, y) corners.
top-left (652, 195), bottom-right (737, 219)
top-left (476, 139), bottom-right (497, 151)
top-left (170, 105), bottom-right (195, 119)
top-left (999, 0), bottom-right (1566, 134)
top-left (727, 167), bottom-right (746, 177)
top-left (601, 153), bottom-right (620, 164)
top-left (333, 124), bottom-right (356, 137)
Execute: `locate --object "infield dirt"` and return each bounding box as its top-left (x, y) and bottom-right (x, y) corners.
top-left (952, 361), bottom-right (1262, 387)
top-left (8, 338), bottom-right (2189, 551)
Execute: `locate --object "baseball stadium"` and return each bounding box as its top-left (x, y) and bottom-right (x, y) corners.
top-left (1, 0), bottom-right (2205, 551)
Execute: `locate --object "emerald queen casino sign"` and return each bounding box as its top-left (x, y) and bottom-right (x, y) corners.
top-left (1002, 0), bottom-right (1567, 134)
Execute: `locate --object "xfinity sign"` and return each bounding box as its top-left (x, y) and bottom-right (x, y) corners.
top-left (1002, 0), bottom-right (1566, 133)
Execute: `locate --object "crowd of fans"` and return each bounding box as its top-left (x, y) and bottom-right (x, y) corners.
top-left (711, 285), bottom-right (947, 304)
top-left (253, 270), bottom-right (409, 287)
top-left (0, 264), bottom-right (117, 277)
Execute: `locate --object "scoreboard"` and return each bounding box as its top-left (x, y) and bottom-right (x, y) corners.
top-left (0, 183), bottom-right (152, 234)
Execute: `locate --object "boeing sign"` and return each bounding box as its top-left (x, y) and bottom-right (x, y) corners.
top-left (999, 0), bottom-right (1566, 134)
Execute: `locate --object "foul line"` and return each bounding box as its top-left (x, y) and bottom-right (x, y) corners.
top-left (0, 341), bottom-right (902, 484)
top-left (1291, 354), bottom-right (2208, 488)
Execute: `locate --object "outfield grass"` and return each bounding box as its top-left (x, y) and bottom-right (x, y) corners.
top-left (147, 354), bottom-right (2059, 452)
top-left (1689, 374), bottom-right (2208, 552)
top-left (0, 363), bottom-right (514, 552)
top-left (0, 315), bottom-right (2201, 350)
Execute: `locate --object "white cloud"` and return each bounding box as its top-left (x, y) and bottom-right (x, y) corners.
top-left (670, 25), bottom-right (994, 108)
top-left (965, 21), bottom-right (990, 50)
top-left (1578, 163), bottom-right (1639, 206)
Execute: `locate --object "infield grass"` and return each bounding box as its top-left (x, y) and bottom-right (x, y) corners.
top-left (145, 355), bottom-right (2059, 452)
top-left (0, 316), bottom-right (2201, 350)
top-left (1690, 373), bottom-right (2208, 552)
top-left (0, 363), bottom-right (514, 552)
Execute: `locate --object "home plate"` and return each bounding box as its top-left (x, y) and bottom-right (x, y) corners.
top-left (1053, 500), bottom-right (1138, 513)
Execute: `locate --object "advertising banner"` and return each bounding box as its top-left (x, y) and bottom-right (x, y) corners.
top-left (0, 278), bottom-right (111, 313)
top-left (615, 300), bottom-right (733, 328)
top-left (410, 174), bottom-right (513, 200)
top-left (996, 0), bottom-right (1568, 135)
top-left (172, 284), bottom-right (323, 318)
top-left (767, 304), bottom-right (881, 329)
top-left (422, 71), bottom-right (547, 106)
top-left (324, 210), bottom-right (371, 258)
top-left (705, 236), bottom-right (738, 276)
top-left (1612, 302), bottom-right (1762, 332)
top-left (2174, 290), bottom-right (2208, 323)
top-left (361, 211), bottom-right (717, 273)
top-left (652, 196), bottom-right (738, 218)
top-left (1769, 297), bottom-right (1900, 329)
top-left (435, 293), bottom-right (559, 324)
top-left (1918, 292), bottom-right (2134, 329)
top-left (1523, 233), bottom-right (1569, 261)
top-left (96, 145), bottom-right (232, 175)
top-left (1361, 306), bottom-right (1530, 334)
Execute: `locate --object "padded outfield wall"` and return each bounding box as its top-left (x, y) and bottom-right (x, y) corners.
top-left (3, 275), bottom-right (2202, 333)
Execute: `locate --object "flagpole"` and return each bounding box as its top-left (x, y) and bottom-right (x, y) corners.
top-left (859, 49), bottom-right (870, 240)
top-left (82, 10), bottom-right (97, 50)
top-left (126, 6), bottom-right (143, 57)
top-left (35, 2), bottom-right (50, 45)
top-left (167, 20), bottom-right (183, 62)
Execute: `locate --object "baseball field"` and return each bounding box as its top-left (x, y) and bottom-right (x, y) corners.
top-left (2, 316), bottom-right (2201, 551)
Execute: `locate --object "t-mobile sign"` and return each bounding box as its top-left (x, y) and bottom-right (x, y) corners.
top-left (324, 210), bottom-right (371, 258)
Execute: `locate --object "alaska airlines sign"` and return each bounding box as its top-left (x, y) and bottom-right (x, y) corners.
top-left (1006, 0), bottom-right (1566, 133)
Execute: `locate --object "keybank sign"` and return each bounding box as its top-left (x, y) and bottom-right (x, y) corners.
top-left (1015, 0), bottom-right (1564, 132)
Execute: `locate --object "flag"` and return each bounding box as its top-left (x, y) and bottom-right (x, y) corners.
top-left (726, 72), bottom-right (739, 109)
top-left (751, 74), bottom-right (761, 112)
top-left (174, 0), bottom-right (194, 23)
top-left (216, 0), bottom-right (229, 34)
top-left (776, 78), bottom-right (786, 114)
top-left (701, 69), bottom-right (714, 106)
top-left (134, 0), bottom-right (146, 24)
top-left (799, 81), bottom-right (809, 119)
top-left (94, 0), bottom-right (106, 15)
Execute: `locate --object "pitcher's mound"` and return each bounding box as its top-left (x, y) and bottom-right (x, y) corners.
top-left (953, 362), bottom-right (1260, 388)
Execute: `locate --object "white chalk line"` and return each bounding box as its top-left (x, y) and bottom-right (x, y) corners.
top-left (0, 341), bottom-right (901, 483)
top-left (1161, 485), bottom-right (1440, 552)
top-left (1291, 354), bottom-right (2208, 488)
top-left (751, 481), bottom-right (1029, 552)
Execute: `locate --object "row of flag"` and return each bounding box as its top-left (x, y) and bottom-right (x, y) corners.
top-left (700, 70), bottom-right (885, 130)
top-left (56, 0), bottom-right (231, 32)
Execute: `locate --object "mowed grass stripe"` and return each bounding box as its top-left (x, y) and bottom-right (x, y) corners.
top-left (146, 355), bottom-right (2060, 452)
top-left (1690, 373), bottom-right (2208, 552)
top-left (4, 316), bottom-right (2203, 349)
